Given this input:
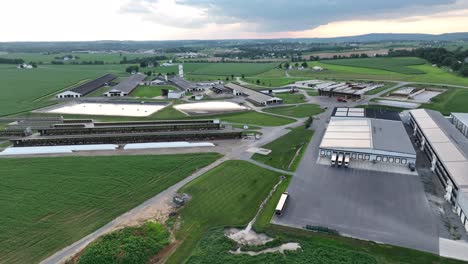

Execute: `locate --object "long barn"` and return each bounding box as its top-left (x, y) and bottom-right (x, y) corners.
top-left (56, 74), bottom-right (117, 99)
top-left (103, 73), bottom-right (146, 97)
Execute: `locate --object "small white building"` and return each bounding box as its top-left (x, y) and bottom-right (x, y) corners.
top-left (168, 90), bottom-right (185, 99)
top-left (17, 63), bottom-right (33, 69)
top-left (56, 90), bottom-right (82, 99)
top-left (149, 79), bottom-right (165, 85)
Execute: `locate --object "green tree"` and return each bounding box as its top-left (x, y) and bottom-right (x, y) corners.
top-left (460, 65), bottom-right (468, 77)
top-left (301, 62), bottom-right (308, 68)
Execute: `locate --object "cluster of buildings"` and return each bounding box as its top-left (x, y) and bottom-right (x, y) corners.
top-left (3, 118), bottom-right (242, 147)
top-left (319, 107), bottom-right (416, 167)
top-left (56, 74), bottom-right (117, 99)
top-left (316, 82), bottom-right (384, 99)
top-left (319, 107), bottom-right (468, 233)
top-left (410, 109), bottom-right (468, 232)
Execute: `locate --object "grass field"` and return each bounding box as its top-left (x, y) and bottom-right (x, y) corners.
top-left (274, 93), bottom-right (306, 104)
top-left (130, 85), bottom-right (176, 98)
top-left (322, 57), bottom-right (426, 74)
top-left (0, 153), bottom-right (221, 264)
top-left (166, 160), bottom-right (282, 264)
top-left (421, 87), bottom-right (468, 114)
top-left (0, 52), bottom-right (160, 64)
top-left (252, 126), bottom-right (314, 171)
top-left (189, 63), bottom-right (279, 76)
top-left (0, 64), bottom-right (127, 116)
top-left (186, 226), bottom-right (463, 264)
top-left (263, 104), bottom-right (323, 118)
top-left (306, 90), bottom-right (319, 96)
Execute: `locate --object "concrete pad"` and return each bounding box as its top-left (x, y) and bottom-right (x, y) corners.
top-left (439, 238), bottom-right (468, 262)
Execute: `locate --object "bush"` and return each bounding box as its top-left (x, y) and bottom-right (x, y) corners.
top-left (78, 222), bottom-right (170, 264)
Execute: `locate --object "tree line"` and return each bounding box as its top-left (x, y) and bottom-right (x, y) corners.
top-left (0, 58), bottom-right (24, 64)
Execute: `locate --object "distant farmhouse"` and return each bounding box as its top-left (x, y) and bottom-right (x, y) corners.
top-left (17, 63), bottom-right (33, 69)
top-left (56, 74), bottom-right (117, 99)
top-left (104, 73), bottom-right (146, 97)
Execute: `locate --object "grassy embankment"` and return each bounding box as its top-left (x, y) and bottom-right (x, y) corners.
top-left (263, 104), bottom-right (323, 118)
top-left (252, 126), bottom-right (314, 171)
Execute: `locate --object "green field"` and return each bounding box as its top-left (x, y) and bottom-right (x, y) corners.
top-left (306, 90), bottom-right (319, 96)
top-left (189, 63), bottom-right (279, 76)
top-left (274, 93), bottom-right (306, 104)
top-left (322, 57), bottom-right (426, 74)
top-left (0, 153), bottom-right (221, 264)
top-left (166, 160), bottom-right (282, 264)
top-left (186, 226), bottom-right (463, 264)
top-left (130, 85), bottom-right (176, 98)
top-left (263, 104), bottom-right (323, 118)
top-left (252, 126), bottom-right (314, 171)
top-left (0, 64), bottom-right (127, 116)
top-left (421, 87), bottom-right (468, 114)
top-left (0, 52), bottom-right (161, 64)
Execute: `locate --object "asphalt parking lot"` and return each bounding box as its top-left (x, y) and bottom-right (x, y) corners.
top-left (272, 114), bottom-right (440, 254)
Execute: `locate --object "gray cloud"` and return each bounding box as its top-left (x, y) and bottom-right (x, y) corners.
top-left (122, 0), bottom-right (465, 32)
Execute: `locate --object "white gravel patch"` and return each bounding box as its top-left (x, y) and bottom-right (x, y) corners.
top-left (174, 102), bottom-right (247, 114)
top-left (48, 102), bottom-right (166, 117)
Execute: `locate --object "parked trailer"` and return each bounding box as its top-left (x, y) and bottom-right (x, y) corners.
top-left (337, 153), bottom-right (344, 167)
top-left (275, 192), bottom-right (289, 216)
top-left (331, 152), bottom-right (337, 166)
top-left (344, 154), bottom-right (350, 168)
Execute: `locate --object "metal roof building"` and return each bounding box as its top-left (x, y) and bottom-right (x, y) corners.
top-left (319, 116), bottom-right (416, 165)
top-left (409, 109), bottom-right (468, 231)
top-left (169, 76), bottom-right (202, 91)
top-left (103, 74), bottom-right (146, 97)
top-left (225, 83), bottom-right (283, 106)
top-left (56, 74), bottom-right (116, 99)
top-left (451, 112), bottom-right (468, 138)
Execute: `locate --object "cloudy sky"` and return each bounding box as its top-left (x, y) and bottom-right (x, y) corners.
top-left (1, 0), bottom-right (468, 41)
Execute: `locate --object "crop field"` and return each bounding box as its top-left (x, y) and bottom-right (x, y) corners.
top-left (0, 64), bottom-right (127, 116)
top-left (166, 160), bottom-right (282, 264)
top-left (189, 62), bottom-right (279, 76)
top-left (130, 85), bottom-right (176, 98)
top-left (263, 104), bottom-right (323, 118)
top-left (0, 153), bottom-right (221, 264)
top-left (252, 126), bottom-right (314, 171)
top-left (0, 52), bottom-right (162, 64)
top-left (321, 57), bottom-right (426, 74)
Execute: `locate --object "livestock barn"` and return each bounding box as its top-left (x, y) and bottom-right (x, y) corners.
top-left (56, 74), bottom-right (117, 99)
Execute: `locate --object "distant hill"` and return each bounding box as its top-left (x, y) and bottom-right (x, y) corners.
top-left (298, 32), bottom-right (468, 43)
